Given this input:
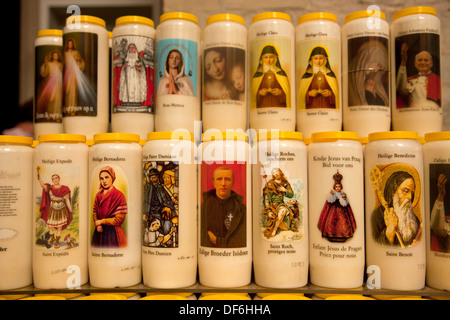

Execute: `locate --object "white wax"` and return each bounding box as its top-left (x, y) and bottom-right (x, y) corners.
top-left (155, 18), bottom-right (201, 133)
top-left (88, 140), bottom-right (142, 288)
top-left (111, 20), bottom-right (156, 139)
top-left (423, 138), bottom-right (450, 290)
top-left (197, 138), bottom-right (252, 287)
top-left (142, 138), bottom-right (197, 288)
top-left (390, 13), bottom-right (442, 136)
top-left (342, 16), bottom-right (391, 137)
top-left (252, 138), bottom-right (309, 288)
top-left (248, 17), bottom-right (296, 131)
top-left (62, 20), bottom-right (109, 139)
top-left (202, 17), bottom-right (247, 132)
top-left (295, 18), bottom-right (342, 137)
top-left (32, 141), bottom-right (89, 289)
top-left (34, 34), bottom-right (64, 138)
top-left (308, 139), bottom-right (365, 288)
top-left (364, 138), bottom-right (426, 290)
top-left (0, 143), bottom-right (33, 290)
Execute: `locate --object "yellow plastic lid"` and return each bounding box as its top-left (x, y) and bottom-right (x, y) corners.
top-left (35, 293), bottom-right (84, 299)
top-left (325, 294), bottom-right (375, 300)
top-left (37, 29), bottom-right (63, 38)
top-left (108, 31), bottom-right (112, 38)
top-left (252, 12), bottom-right (291, 23)
top-left (262, 294), bottom-right (312, 300)
top-left (115, 15), bottom-right (154, 28)
top-left (257, 131), bottom-right (302, 141)
top-left (0, 135), bottom-right (33, 146)
top-left (390, 297), bottom-right (429, 300)
top-left (66, 15), bottom-right (106, 28)
top-left (93, 133), bottom-right (140, 144)
top-left (199, 293), bottom-right (251, 300)
top-left (311, 131), bottom-right (359, 143)
top-left (368, 131), bottom-right (418, 142)
top-left (160, 12), bottom-right (198, 24)
top-left (77, 294), bottom-right (127, 300)
top-left (202, 131), bottom-right (248, 142)
top-left (146, 292), bottom-right (193, 297)
top-left (147, 131), bottom-right (194, 142)
top-left (298, 12), bottom-right (337, 24)
top-left (1, 294), bottom-right (30, 300)
top-left (425, 131), bottom-right (450, 142)
top-left (372, 294), bottom-right (423, 300)
top-left (207, 13), bottom-right (245, 25)
top-left (345, 10), bottom-right (386, 24)
top-left (140, 294), bottom-right (188, 300)
top-left (359, 137), bottom-right (369, 145)
top-left (393, 6), bottom-right (436, 21)
top-left (38, 134), bottom-right (86, 143)
top-left (21, 295), bottom-right (66, 300)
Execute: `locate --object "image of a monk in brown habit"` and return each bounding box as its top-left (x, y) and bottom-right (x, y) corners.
top-left (263, 168), bottom-right (298, 239)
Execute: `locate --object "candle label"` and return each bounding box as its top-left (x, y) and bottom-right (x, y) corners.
top-left (347, 36), bottom-right (389, 110)
top-left (200, 162), bottom-right (247, 249)
top-left (112, 34), bottom-right (155, 114)
top-left (258, 166), bottom-right (304, 243)
top-left (90, 165), bottom-right (129, 249)
top-left (202, 47), bottom-right (246, 103)
top-left (428, 162), bottom-right (450, 254)
top-left (296, 40), bottom-right (340, 111)
top-left (62, 32), bottom-right (98, 117)
top-left (317, 170), bottom-right (357, 242)
top-left (156, 38), bottom-right (198, 97)
top-left (142, 160), bottom-right (179, 248)
top-left (393, 33), bottom-right (441, 111)
top-left (368, 162), bottom-right (423, 248)
top-left (250, 38), bottom-right (292, 110)
top-left (34, 44), bottom-right (63, 123)
top-left (34, 162), bottom-right (80, 251)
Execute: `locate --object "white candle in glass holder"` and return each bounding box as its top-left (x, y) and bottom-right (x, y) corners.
top-left (197, 131), bottom-right (252, 287)
top-left (0, 136), bottom-right (34, 290)
top-left (88, 133), bottom-right (142, 288)
top-left (32, 134), bottom-right (89, 289)
top-left (142, 131), bottom-right (197, 288)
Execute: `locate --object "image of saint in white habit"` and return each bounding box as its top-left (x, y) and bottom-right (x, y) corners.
top-left (119, 43), bottom-right (148, 104)
top-left (157, 49), bottom-right (194, 96)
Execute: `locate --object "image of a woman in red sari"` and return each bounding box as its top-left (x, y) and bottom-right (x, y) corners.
top-left (91, 166), bottom-right (128, 248)
top-left (317, 171), bottom-right (357, 242)
top-left (37, 167), bottom-right (72, 249)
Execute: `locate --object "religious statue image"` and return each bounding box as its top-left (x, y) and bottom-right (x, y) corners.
top-left (157, 48), bottom-right (194, 96)
top-left (298, 46), bottom-right (339, 110)
top-left (317, 171), bottom-right (357, 242)
top-left (252, 44), bottom-right (290, 109)
top-left (369, 164), bottom-right (422, 247)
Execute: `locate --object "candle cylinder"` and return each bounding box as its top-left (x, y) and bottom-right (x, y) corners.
top-left (142, 131), bottom-right (197, 288)
top-left (342, 10), bottom-right (391, 137)
top-left (295, 12), bottom-right (342, 138)
top-left (202, 13), bottom-right (247, 132)
top-left (62, 15), bottom-right (109, 139)
top-left (252, 131), bottom-right (309, 288)
top-left (198, 131), bottom-right (252, 287)
top-left (32, 134), bottom-right (89, 289)
top-left (364, 131), bottom-right (425, 290)
top-left (308, 131), bottom-right (365, 288)
top-left (423, 131), bottom-right (450, 290)
top-left (111, 16), bottom-right (156, 139)
top-left (391, 7), bottom-right (442, 136)
top-left (0, 136), bottom-right (34, 290)
top-left (34, 29), bottom-right (64, 138)
top-left (249, 12), bottom-right (296, 131)
top-left (155, 12), bottom-right (201, 134)
top-left (88, 133), bottom-right (142, 288)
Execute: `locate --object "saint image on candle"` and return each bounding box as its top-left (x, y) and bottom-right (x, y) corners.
top-left (201, 166), bottom-right (246, 248)
top-left (157, 48), bottom-right (194, 96)
top-left (37, 167), bottom-right (73, 249)
top-left (252, 44), bottom-right (290, 108)
top-left (371, 169), bottom-right (421, 247)
top-left (91, 166), bottom-right (128, 248)
top-left (317, 171), bottom-right (357, 242)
